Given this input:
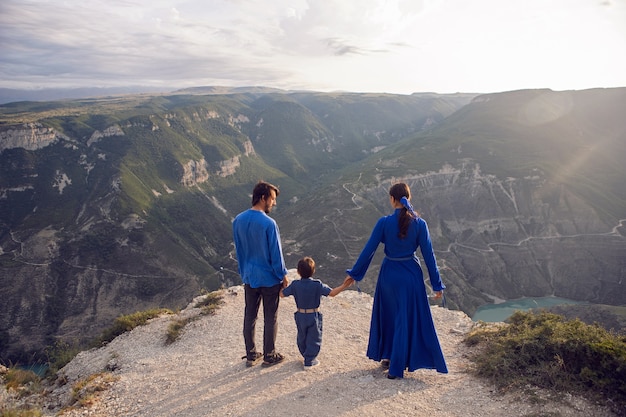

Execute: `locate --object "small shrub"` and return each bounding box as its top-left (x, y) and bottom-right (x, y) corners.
top-left (3, 368), bottom-right (40, 396)
top-left (1, 367), bottom-right (44, 416)
top-left (166, 291), bottom-right (224, 344)
top-left (194, 291), bottom-right (224, 316)
top-left (69, 372), bottom-right (118, 408)
top-left (92, 308), bottom-right (172, 347)
top-left (45, 340), bottom-right (82, 375)
top-left (166, 318), bottom-right (191, 345)
top-left (0, 408), bottom-right (43, 417)
top-left (464, 311), bottom-right (626, 414)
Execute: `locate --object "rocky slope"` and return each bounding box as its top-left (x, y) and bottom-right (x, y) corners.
top-left (3, 279), bottom-right (617, 417)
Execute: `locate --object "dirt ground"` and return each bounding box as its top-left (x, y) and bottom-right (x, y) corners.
top-left (7, 278), bottom-right (617, 417)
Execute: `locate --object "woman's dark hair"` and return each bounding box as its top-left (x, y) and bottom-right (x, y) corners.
top-left (389, 183), bottom-right (416, 239)
top-left (297, 257), bottom-right (316, 278)
top-left (251, 180), bottom-right (279, 206)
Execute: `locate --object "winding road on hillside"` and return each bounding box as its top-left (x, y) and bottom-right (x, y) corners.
top-left (330, 178), bottom-right (625, 261)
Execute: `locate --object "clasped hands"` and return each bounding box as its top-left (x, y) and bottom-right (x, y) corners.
top-left (343, 276), bottom-right (355, 288)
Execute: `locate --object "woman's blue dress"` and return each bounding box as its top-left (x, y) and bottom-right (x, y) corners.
top-left (346, 208), bottom-right (448, 377)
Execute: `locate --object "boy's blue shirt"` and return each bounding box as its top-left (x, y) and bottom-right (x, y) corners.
top-left (282, 277), bottom-right (332, 310)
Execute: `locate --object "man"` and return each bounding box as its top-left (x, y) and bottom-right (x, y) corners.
top-left (233, 180), bottom-right (289, 367)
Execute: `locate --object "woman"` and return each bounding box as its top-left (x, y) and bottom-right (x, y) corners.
top-left (345, 182), bottom-right (448, 379)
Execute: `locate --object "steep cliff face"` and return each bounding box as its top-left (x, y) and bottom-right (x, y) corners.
top-left (0, 113), bottom-right (257, 362)
top-left (411, 163), bottom-right (625, 310)
top-left (181, 159), bottom-right (210, 186)
top-left (180, 152), bottom-right (251, 185)
top-left (279, 161), bottom-right (625, 316)
top-left (0, 123), bottom-right (68, 152)
top-left (86, 124), bottom-right (124, 146)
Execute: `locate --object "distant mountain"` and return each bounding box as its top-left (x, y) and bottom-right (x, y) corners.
top-left (0, 89), bottom-right (473, 363)
top-left (172, 86), bottom-right (294, 95)
top-left (0, 86), bottom-right (174, 105)
top-left (0, 85), bottom-right (317, 105)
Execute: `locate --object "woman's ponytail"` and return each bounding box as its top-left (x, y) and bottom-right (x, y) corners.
top-left (389, 183), bottom-right (417, 239)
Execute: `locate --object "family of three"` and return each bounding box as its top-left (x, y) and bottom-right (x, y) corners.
top-left (232, 180), bottom-right (448, 379)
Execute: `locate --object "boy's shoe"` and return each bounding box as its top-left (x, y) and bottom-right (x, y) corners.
top-left (381, 359), bottom-right (390, 370)
top-left (304, 359), bottom-right (320, 369)
top-left (261, 352), bottom-right (285, 367)
top-left (244, 352), bottom-right (263, 367)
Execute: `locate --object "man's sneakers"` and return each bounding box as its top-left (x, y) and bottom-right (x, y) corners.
top-left (261, 352), bottom-right (285, 367)
top-left (244, 352), bottom-right (263, 367)
top-left (244, 352), bottom-right (285, 367)
top-left (304, 358), bottom-right (320, 370)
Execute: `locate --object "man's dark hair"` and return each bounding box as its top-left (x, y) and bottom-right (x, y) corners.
top-left (297, 257), bottom-right (315, 278)
top-left (251, 180), bottom-right (280, 206)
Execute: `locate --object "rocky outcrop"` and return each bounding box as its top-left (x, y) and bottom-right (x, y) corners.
top-left (181, 141), bottom-right (256, 183)
top-left (0, 123), bottom-right (67, 152)
top-left (86, 125), bottom-right (125, 146)
top-left (181, 159), bottom-right (210, 186)
top-left (241, 139), bottom-right (255, 156)
top-left (216, 156), bottom-right (240, 177)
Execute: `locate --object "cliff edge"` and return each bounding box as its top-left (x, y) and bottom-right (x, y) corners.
top-left (5, 282), bottom-right (618, 417)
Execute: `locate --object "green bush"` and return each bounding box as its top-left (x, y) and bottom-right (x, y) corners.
top-left (464, 311), bottom-right (626, 414)
top-left (45, 340), bottom-right (82, 375)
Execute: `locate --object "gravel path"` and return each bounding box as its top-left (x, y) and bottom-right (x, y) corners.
top-left (39, 278), bottom-right (616, 417)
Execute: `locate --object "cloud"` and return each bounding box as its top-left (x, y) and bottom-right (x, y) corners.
top-left (0, 0), bottom-right (625, 93)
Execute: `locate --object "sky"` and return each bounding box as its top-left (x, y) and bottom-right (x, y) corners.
top-left (1, 0), bottom-right (625, 95)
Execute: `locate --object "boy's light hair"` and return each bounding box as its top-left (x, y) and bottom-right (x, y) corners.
top-left (297, 257), bottom-right (315, 278)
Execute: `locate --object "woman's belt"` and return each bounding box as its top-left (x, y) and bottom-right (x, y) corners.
top-left (384, 255), bottom-right (417, 261)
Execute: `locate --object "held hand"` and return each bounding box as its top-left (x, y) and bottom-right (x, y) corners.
top-left (433, 290), bottom-right (443, 299)
top-left (343, 276), bottom-right (355, 287)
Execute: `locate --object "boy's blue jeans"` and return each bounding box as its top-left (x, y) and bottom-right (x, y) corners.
top-left (295, 312), bottom-right (323, 365)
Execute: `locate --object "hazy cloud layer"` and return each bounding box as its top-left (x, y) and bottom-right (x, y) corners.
top-left (1, 0), bottom-right (625, 94)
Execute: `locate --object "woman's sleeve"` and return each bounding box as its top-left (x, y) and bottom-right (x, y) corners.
top-left (418, 218), bottom-right (446, 291)
top-left (346, 217), bottom-right (385, 281)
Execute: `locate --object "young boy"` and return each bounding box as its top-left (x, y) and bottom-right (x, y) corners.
top-left (280, 256), bottom-right (353, 368)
